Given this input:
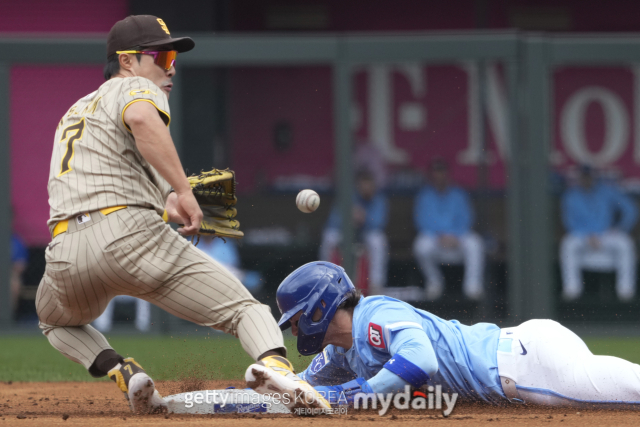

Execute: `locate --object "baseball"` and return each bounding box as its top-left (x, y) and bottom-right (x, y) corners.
top-left (296, 189), bottom-right (320, 213)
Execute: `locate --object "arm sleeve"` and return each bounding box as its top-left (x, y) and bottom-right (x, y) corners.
top-left (611, 186), bottom-right (638, 232)
top-left (366, 368), bottom-right (410, 394)
top-left (360, 303), bottom-right (437, 393)
top-left (298, 346), bottom-right (357, 386)
top-left (366, 328), bottom-right (437, 394)
top-left (388, 328), bottom-right (438, 378)
top-left (117, 77), bottom-right (171, 133)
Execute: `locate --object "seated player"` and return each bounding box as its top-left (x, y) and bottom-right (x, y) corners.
top-left (319, 168), bottom-right (389, 291)
top-left (252, 261), bottom-right (640, 408)
top-left (413, 159), bottom-right (484, 300)
top-left (560, 165), bottom-right (638, 301)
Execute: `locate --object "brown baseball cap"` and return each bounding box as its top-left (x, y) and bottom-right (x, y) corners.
top-left (107, 15), bottom-right (195, 57)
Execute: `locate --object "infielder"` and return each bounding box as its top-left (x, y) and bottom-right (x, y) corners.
top-left (260, 261), bottom-right (640, 408)
top-left (37, 15), bottom-right (328, 414)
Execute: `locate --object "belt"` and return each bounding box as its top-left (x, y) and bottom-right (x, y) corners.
top-left (500, 376), bottom-right (524, 404)
top-left (52, 206), bottom-right (127, 238)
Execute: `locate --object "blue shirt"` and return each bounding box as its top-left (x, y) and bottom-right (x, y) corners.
top-left (300, 296), bottom-right (505, 403)
top-left (414, 186), bottom-right (474, 236)
top-left (325, 193), bottom-right (388, 232)
top-left (562, 183), bottom-right (638, 236)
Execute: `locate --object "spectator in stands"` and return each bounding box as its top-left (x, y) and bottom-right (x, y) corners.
top-left (560, 166), bottom-right (638, 302)
top-left (197, 238), bottom-right (263, 294)
top-left (413, 159), bottom-right (484, 301)
top-left (11, 233), bottom-right (28, 316)
top-left (319, 168), bottom-right (389, 291)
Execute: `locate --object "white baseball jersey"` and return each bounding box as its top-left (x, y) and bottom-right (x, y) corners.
top-left (47, 76), bottom-right (172, 229)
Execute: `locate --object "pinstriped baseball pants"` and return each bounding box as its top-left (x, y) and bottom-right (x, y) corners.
top-left (36, 207), bottom-right (284, 370)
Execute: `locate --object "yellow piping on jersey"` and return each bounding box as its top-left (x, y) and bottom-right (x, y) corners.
top-left (129, 89), bottom-right (157, 96)
top-left (100, 206), bottom-right (127, 216)
top-left (121, 99), bottom-right (171, 132)
top-left (52, 219), bottom-right (69, 237)
top-left (52, 206), bottom-right (127, 238)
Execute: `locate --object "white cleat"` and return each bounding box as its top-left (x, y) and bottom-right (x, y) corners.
top-left (246, 363), bottom-right (331, 412)
top-left (109, 358), bottom-right (167, 415)
top-left (127, 373), bottom-right (168, 415)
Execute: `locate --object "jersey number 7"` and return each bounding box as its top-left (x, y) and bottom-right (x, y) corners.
top-left (58, 118), bottom-right (86, 177)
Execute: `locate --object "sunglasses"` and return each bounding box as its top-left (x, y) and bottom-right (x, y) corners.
top-left (116, 50), bottom-right (178, 71)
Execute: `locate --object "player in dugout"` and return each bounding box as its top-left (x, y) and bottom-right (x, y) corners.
top-left (247, 261), bottom-right (640, 409)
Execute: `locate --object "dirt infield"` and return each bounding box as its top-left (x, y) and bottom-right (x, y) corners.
top-left (1, 381), bottom-right (638, 426)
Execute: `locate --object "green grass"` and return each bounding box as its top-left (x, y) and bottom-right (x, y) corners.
top-left (0, 335), bottom-right (638, 382)
top-left (0, 334), bottom-right (314, 382)
top-left (583, 337), bottom-right (640, 365)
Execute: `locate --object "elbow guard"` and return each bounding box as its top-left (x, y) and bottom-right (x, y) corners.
top-left (383, 354), bottom-right (431, 389)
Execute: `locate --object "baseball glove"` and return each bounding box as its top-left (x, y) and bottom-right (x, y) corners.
top-left (187, 168), bottom-right (244, 239)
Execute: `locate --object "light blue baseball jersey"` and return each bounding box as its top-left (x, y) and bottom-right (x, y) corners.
top-left (300, 295), bottom-right (505, 403)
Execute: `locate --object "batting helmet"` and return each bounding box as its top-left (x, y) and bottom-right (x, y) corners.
top-left (276, 261), bottom-right (356, 356)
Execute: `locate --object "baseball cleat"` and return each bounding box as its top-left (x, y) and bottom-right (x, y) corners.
top-left (245, 355), bottom-right (331, 412)
top-left (108, 357), bottom-right (168, 414)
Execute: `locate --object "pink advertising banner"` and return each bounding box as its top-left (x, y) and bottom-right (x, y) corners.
top-left (11, 66), bottom-right (105, 245)
top-left (12, 64), bottom-right (640, 245)
top-left (230, 64), bottom-right (640, 193)
top-left (552, 67), bottom-right (639, 173)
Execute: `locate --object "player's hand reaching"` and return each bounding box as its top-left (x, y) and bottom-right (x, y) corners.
top-left (164, 192), bottom-right (187, 223)
top-left (174, 190), bottom-right (203, 235)
top-left (163, 191), bottom-right (203, 235)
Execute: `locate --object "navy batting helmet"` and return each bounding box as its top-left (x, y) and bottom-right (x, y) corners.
top-left (276, 261), bottom-right (355, 356)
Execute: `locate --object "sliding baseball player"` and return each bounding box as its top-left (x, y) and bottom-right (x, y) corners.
top-left (247, 261), bottom-right (640, 409)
